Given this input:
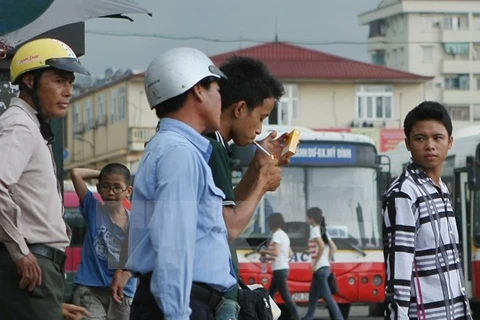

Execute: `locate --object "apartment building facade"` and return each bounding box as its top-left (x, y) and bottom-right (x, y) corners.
top-left (359, 0), bottom-right (480, 123)
top-left (64, 73), bottom-right (157, 171)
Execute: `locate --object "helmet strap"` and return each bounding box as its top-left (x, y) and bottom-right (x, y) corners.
top-left (19, 69), bottom-right (54, 145)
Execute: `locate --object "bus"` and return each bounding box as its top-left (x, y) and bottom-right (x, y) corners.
top-left (382, 125), bottom-right (480, 317)
top-left (63, 189), bottom-right (89, 302)
top-left (230, 125), bottom-right (390, 319)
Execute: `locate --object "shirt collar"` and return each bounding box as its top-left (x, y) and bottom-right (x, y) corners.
top-left (406, 158), bottom-right (443, 187)
top-left (9, 97), bottom-right (39, 127)
top-left (209, 131), bottom-right (232, 156)
top-left (159, 118), bottom-right (212, 161)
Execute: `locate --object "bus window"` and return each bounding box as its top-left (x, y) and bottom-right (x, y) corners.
top-left (64, 208), bottom-right (86, 246)
top-left (306, 166), bottom-right (380, 249)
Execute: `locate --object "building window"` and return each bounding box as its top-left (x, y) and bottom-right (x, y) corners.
top-left (356, 85), bottom-right (393, 120)
top-left (392, 49), bottom-right (398, 66)
top-left (473, 105), bottom-right (480, 121)
top-left (444, 43), bottom-right (470, 60)
top-left (371, 50), bottom-right (386, 65)
top-left (398, 47), bottom-right (404, 65)
top-left (423, 16), bottom-right (434, 31)
top-left (444, 74), bottom-right (470, 90)
top-left (266, 84), bottom-right (298, 125)
top-left (473, 44), bottom-right (480, 60)
top-left (110, 90), bottom-right (117, 123)
top-left (117, 86), bottom-right (127, 122)
top-left (422, 46), bottom-right (434, 62)
top-left (474, 15), bottom-right (480, 30)
top-left (73, 103), bottom-right (83, 134)
top-left (446, 106), bottom-right (470, 121)
top-left (97, 94), bottom-right (107, 126)
top-left (442, 15), bottom-right (468, 30)
top-left (85, 98), bottom-right (93, 130)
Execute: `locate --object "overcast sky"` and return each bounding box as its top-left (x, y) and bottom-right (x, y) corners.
top-left (80, 0), bottom-right (382, 77)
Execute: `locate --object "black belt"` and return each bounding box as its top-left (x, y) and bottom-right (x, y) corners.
top-left (139, 273), bottom-right (224, 311)
top-left (190, 282), bottom-right (224, 311)
top-left (0, 243), bottom-right (66, 267)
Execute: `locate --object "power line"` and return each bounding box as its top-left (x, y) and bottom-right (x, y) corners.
top-left (85, 30), bottom-right (454, 46)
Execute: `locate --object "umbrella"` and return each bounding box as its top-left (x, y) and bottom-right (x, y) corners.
top-left (0, 0), bottom-right (151, 48)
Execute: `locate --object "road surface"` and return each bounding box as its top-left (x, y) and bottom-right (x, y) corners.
top-left (296, 305), bottom-right (383, 319)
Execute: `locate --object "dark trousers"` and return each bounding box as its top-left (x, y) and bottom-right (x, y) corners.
top-left (130, 276), bottom-right (215, 320)
top-left (269, 269), bottom-right (300, 320)
top-left (0, 250), bottom-right (65, 320)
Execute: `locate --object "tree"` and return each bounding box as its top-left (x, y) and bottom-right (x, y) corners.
top-left (0, 81), bottom-right (18, 116)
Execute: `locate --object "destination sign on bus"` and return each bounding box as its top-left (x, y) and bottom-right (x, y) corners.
top-left (230, 141), bottom-right (377, 167)
top-left (290, 143), bottom-right (357, 165)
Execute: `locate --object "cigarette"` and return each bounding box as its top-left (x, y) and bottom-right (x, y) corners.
top-left (253, 141), bottom-right (274, 159)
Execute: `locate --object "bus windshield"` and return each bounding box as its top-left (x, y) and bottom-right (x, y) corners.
top-left (237, 166), bottom-right (381, 251)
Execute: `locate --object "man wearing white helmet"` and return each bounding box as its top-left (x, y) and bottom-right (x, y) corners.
top-left (0, 38), bottom-right (90, 319)
top-left (125, 47), bottom-right (237, 319)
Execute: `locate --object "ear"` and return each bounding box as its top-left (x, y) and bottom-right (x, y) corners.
top-left (21, 73), bottom-right (35, 89)
top-left (126, 186), bottom-right (133, 197)
top-left (233, 101), bottom-right (247, 118)
top-left (191, 83), bottom-right (204, 102)
top-left (448, 135), bottom-right (453, 149)
top-left (404, 137), bottom-right (411, 151)
top-left (96, 183), bottom-right (101, 193)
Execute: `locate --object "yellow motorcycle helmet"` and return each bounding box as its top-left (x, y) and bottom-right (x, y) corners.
top-left (10, 38), bottom-right (90, 84)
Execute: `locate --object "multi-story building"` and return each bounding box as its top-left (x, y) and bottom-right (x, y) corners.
top-left (359, 0), bottom-right (480, 123)
top-left (64, 72), bottom-right (157, 171)
top-left (65, 42), bottom-right (430, 170)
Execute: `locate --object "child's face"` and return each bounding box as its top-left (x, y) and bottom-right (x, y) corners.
top-left (97, 173), bottom-right (132, 206)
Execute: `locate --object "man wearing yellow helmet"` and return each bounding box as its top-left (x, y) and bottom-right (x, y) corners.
top-left (0, 38), bottom-right (89, 319)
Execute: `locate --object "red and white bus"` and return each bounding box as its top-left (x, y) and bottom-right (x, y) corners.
top-left (63, 189), bottom-right (89, 301)
top-left (230, 125), bottom-right (390, 319)
top-left (382, 125), bottom-right (480, 317)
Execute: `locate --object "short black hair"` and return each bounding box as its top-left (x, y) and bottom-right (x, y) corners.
top-left (99, 163), bottom-right (131, 186)
top-left (268, 212), bottom-right (285, 230)
top-left (219, 56), bottom-right (284, 111)
top-left (404, 101), bottom-right (453, 139)
top-left (154, 77), bottom-right (217, 119)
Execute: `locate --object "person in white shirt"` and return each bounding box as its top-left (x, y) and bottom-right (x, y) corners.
top-left (260, 212), bottom-right (300, 320)
top-left (303, 207), bottom-right (343, 320)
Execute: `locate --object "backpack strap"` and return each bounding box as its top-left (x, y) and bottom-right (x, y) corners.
top-left (238, 277), bottom-right (251, 291)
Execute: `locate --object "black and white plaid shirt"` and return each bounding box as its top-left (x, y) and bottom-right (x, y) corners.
top-left (383, 160), bottom-right (471, 320)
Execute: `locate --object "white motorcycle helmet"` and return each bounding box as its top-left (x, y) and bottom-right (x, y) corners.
top-left (144, 47), bottom-right (227, 109)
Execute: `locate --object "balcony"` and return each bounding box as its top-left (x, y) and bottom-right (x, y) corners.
top-left (367, 36), bottom-right (387, 52)
top-left (128, 127), bottom-right (156, 151)
top-left (442, 60), bottom-right (480, 74)
top-left (441, 29), bottom-right (480, 43)
top-left (441, 90), bottom-right (480, 105)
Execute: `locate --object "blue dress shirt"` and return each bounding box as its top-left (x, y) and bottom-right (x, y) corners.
top-left (125, 118), bottom-right (236, 320)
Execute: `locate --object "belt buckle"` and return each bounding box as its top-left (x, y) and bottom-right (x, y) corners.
top-left (52, 248), bottom-right (66, 266)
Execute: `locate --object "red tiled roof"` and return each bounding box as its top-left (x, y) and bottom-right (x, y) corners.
top-left (210, 42), bottom-right (431, 81)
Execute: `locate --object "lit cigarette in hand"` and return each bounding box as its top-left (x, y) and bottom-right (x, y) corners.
top-left (253, 141), bottom-right (274, 159)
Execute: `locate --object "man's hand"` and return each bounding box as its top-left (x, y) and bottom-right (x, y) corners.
top-left (62, 303), bottom-right (92, 320)
top-left (254, 130), bottom-right (290, 166)
top-left (259, 159), bottom-right (282, 192)
top-left (111, 269), bottom-right (132, 304)
top-left (15, 253), bottom-right (42, 291)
